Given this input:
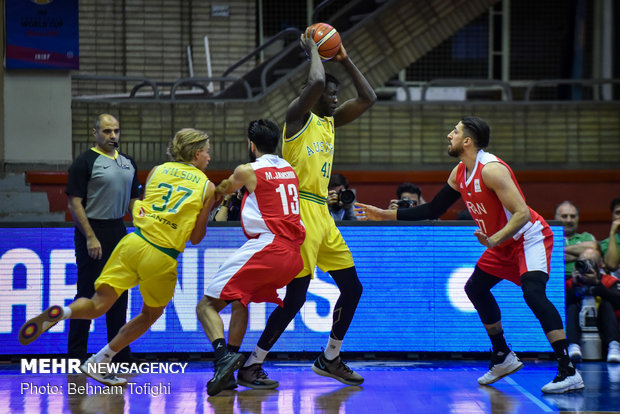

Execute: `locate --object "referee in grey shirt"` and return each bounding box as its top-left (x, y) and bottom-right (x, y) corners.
top-left (66, 114), bottom-right (141, 363)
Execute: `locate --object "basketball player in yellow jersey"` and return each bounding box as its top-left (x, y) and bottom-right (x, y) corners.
top-left (241, 28), bottom-right (376, 386)
top-left (19, 128), bottom-right (216, 386)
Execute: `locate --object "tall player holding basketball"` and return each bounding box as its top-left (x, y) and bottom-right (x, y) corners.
top-left (355, 116), bottom-right (584, 394)
top-left (196, 119), bottom-right (305, 396)
top-left (239, 26), bottom-right (376, 387)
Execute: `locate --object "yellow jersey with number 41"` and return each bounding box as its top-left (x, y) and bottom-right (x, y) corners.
top-left (133, 162), bottom-right (209, 252)
top-left (282, 113), bottom-right (335, 204)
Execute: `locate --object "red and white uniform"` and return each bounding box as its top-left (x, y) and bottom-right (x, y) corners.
top-left (206, 154), bottom-right (305, 305)
top-left (456, 150), bottom-right (553, 285)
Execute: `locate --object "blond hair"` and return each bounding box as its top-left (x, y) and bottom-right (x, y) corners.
top-left (167, 128), bottom-right (209, 162)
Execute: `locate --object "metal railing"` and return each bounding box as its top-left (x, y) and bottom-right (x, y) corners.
top-left (524, 78), bottom-right (620, 101)
top-left (420, 79), bottom-right (513, 101)
top-left (72, 75), bottom-right (161, 100)
top-left (222, 27), bottom-right (302, 79)
top-left (170, 77), bottom-right (252, 100)
top-left (72, 75), bottom-right (252, 101)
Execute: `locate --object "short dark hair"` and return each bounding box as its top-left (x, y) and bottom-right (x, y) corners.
top-left (248, 119), bottom-right (280, 154)
top-left (328, 173), bottom-right (349, 189)
top-left (325, 73), bottom-right (339, 87)
top-left (302, 73), bottom-right (339, 90)
top-left (461, 116), bottom-right (490, 149)
top-left (397, 182), bottom-right (421, 199)
top-left (611, 197), bottom-right (620, 212)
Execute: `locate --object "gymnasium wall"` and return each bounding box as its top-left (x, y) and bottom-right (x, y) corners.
top-left (69, 101), bottom-right (620, 172)
top-left (27, 167), bottom-right (619, 240)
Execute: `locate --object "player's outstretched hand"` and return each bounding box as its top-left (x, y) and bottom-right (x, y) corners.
top-left (333, 43), bottom-right (348, 62)
top-left (354, 202), bottom-right (393, 221)
top-left (474, 229), bottom-right (496, 248)
top-left (300, 30), bottom-right (318, 58)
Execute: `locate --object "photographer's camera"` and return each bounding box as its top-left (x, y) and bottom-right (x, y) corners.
top-left (574, 259), bottom-right (597, 276)
top-left (337, 189), bottom-right (355, 205)
top-left (396, 197), bottom-right (417, 209)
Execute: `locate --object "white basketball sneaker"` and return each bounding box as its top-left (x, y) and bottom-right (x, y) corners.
top-left (541, 365), bottom-right (584, 394)
top-left (607, 341), bottom-right (620, 363)
top-left (477, 351), bottom-right (523, 385)
top-left (568, 343), bottom-right (582, 363)
top-left (80, 355), bottom-right (128, 386)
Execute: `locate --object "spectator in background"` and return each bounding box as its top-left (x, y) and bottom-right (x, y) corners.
top-left (388, 182), bottom-right (423, 210)
top-left (213, 188), bottom-right (245, 221)
top-left (66, 114), bottom-right (141, 364)
top-left (555, 201), bottom-right (598, 279)
top-left (565, 247), bottom-right (620, 363)
top-left (327, 173), bottom-right (357, 221)
top-left (602, 197), bottom-right (620, 277)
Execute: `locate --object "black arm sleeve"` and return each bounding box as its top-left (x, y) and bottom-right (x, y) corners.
top-left (396, 183), bottom-right (462, 221)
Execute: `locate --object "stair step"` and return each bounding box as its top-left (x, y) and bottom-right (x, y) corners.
top-left (0, 211), bottom-right (65, 223)
top-left (0, 173), bottom-right (30, 192)
top-left (0, 191), bottom-right (51, 214)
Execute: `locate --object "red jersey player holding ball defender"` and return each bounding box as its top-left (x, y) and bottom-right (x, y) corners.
top-left (355, 116), bottom-right (584, 394)
top-left (197, 119), bottom-right (305, 396)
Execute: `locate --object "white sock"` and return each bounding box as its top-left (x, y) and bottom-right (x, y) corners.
top-left (61, 306), bottom-right (72, 320)
top-left (244, 346), bottom-right (269, 367)
top-left (94, 344), bottom-right (117, 364)
top-left (324, 338), bottom-right (343, 361)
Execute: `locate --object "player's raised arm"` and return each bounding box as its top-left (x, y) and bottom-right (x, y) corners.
top-left (285, 29), bottom-right (326, 136)
top-left (332, 44), bottom-right (376, 128)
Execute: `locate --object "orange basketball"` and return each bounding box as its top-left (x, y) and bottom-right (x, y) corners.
top-left (306, 22), bottom-right (341, 61)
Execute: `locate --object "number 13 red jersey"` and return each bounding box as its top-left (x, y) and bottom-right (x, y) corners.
top-left (241, 154), bottom-right (306, 245)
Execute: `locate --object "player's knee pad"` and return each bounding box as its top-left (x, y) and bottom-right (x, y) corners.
top-left (330, 267), bottom-right (363, 305)
top-left (521, 271), bottom-right (563, 332)
top-left (281, 277), bottom-right (311, 315)
top-left (464, 270), bottom-right (501, 324)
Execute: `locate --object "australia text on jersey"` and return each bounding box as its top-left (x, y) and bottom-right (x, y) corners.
top-left (305, 141), bottom-right (334, 157)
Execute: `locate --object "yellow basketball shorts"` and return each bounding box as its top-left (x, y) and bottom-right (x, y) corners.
top-left (94, 232), bottom-right (178, 307)
top-left (296, 199), bottom-right (354, 278)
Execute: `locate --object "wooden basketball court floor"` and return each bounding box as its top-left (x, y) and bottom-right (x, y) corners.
top-left (1, 358), bottom-right (619, 413)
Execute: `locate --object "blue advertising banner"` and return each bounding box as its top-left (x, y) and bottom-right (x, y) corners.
top-left (0, 223), bottom-right (565, 355)
top-left (5, 0), bottom-right (79, 69)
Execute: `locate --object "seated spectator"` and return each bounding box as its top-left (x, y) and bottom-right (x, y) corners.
top-left (327, 173), bottom-right (357, 221)
top-left (565, 247), bottom-right (620, 363)
top-left (388, 182), bottom-right (423, 210)
top-left (555, 201), bottom-right (598, 279)
top-left (213, 188), bottom-right (245, 221)
top-left (602, 197), bottom-right (620, 277)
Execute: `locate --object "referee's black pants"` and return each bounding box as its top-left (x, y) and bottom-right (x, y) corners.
top-left (68, 218), bottom-right (131, 363)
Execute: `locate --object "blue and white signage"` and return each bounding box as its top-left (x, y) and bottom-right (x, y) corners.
top-left (0, 224), bottom-right (565, 354)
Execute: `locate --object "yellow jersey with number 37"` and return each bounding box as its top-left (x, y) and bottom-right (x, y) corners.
top-left (133, 162), bottom-right (209, 252)
top-left (282, 113), bottom-right (335, 203)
